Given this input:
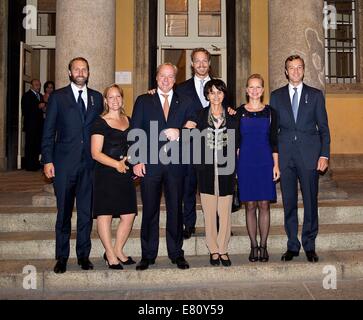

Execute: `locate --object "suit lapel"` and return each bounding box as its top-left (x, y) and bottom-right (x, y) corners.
top-left (168, 92), bottom-right (180, 122)
top-left (65, 85), bottom-right (84, 123)
top-left (152, 93), bottom-right (166, 123)
top-left (85, 89), bottom-right (96, 124)
top-left (296, 84), bottom-right (308, 124)
top-left (188, 79), bottom-right (203, 109)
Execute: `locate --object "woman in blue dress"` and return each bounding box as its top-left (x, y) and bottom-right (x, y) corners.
top-left (236, 74), bottom-right (280, 262)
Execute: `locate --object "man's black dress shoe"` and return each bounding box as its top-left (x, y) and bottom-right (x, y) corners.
top-left (183, 226), bottom-right (196, 240)
top-left (136, 258), bottom-right (155, 271)
top-left (210, 253), bottom-right (220, 266)
top-left (118, 256), bottom-right (136, 265)
top-left (305, 250), bottom-right (319, 262)
top-left (281, 250), bottom-right (299, 261)
top-left (77, 257), bottom-right (94, 270)
top-left (171, 256), bottom-right (190, 269)
top-left (54, 258), bottom-right (67, 274)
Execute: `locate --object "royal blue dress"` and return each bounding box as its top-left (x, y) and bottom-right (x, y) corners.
top-left (237, 105), bottom-right (278, 202)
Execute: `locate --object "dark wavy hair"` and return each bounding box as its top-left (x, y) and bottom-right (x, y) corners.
top-left (203, 79), bottom-right (227, 101)
top-left (43, 81), bottom-right (55, 93)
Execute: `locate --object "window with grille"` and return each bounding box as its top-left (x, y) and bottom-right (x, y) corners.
top-left (325, 0), bottom-right (357, 84)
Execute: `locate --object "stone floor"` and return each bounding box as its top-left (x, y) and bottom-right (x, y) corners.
top-left (2, 277), bottom-right (363, 300)
top-left (0, 168), bottom-right (363, 301)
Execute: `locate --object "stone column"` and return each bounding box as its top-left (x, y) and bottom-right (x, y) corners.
top-left (55, 0), bottom-right (116, 92)
top-left (269, 0), bottom-right (325, 92)
top-left (236, 0), bottom-right (251, 107)
top-left (134, 0), bottom-right (149, 98)
top-left (0, 0), bottom-right (8, 170)
top-left (269, 1), bottom-right (347, 201)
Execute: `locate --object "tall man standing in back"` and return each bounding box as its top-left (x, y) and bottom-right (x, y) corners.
top-left (270, 55), bottom-right (330, 263)
top-left (42, 57), bottom-right (103, 273)
top-left (176, 48), bottom-right (213, 239)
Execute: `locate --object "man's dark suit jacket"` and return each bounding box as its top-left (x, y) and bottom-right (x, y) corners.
top-left (175, 78), bottom-right (229, 114)
top-left (42, 84), bottom-right (103, 173)
top-left (21, 89), bottom-right (44, 133)
top-left (176, 78), bottom-right (205, 114)
top-left (270, 84), bottom-right (330, 170)
top-left (131, 92), bottom-right (195, 176)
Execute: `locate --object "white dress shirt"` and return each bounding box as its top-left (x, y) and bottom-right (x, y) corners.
top-left (288, 82), bottom-right (303, 106)
top-left (71, 82), bottom-right (88, 109)
top-left (194, 75), bottom-right (211, 108)
top-left (157, 88), bottom-right (173, 108)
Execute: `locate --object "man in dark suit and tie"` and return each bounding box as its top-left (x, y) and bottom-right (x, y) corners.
top-left (21, 79), bottom-right (44, 171)
top-left (132, 63), bottom-right (196, 271)
top-left (42, 57), bottom-right (103, 273)
top-left (175, 48), bottom-right (212, 240)
top-left (270, 55), bottom-right (330, 263)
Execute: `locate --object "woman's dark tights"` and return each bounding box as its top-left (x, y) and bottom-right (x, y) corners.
top-left (245, 201), bottom-right (271, 248)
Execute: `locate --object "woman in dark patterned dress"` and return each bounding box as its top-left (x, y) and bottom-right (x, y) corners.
top-left (236, 74), bottom-right (280, 263)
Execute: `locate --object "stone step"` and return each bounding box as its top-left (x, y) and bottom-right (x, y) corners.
top-left (0, 205), bottom-right (362, 232)
top-left (33, 187), bottom-right (349, 207)
top-left (1, 250), bottom-right (362, 292)
top-left (1, 224), bottom-right (363, 260)
top-left (36, 172), bottom-right (349, 207)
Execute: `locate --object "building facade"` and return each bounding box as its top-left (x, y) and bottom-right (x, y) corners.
top-left (0, 0), bottom-right (363, 170)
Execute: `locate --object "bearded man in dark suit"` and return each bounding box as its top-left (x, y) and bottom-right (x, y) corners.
top-left (42, 57), bottom-right (103, 273)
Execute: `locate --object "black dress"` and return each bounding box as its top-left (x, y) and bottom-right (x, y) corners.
top-left (91, 117), bottom-right (137, 217)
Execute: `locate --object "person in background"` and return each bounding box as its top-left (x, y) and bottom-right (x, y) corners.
top-left (39, 80), bottom-right (55, 117)
top-left (175, 48), bottom-right (213, 240)
top-left (21, 79), bottom-right (44, 171)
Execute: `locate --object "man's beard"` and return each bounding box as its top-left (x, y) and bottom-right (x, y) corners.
top-left (69, 75), bottom-right (88, 86)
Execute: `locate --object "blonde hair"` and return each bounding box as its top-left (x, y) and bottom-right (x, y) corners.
top-left (156, 62), bottom-right (178, 77)
top-left (245, 74), bottom-right (265, 103)
top-left (102, 84), bottom-right (126, 116)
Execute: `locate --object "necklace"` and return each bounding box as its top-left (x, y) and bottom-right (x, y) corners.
top-left (245, 103), bottom-right (265, 112)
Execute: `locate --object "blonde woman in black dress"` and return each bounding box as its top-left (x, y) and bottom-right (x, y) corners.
top-left (91, 84), bottom-right (137, 269)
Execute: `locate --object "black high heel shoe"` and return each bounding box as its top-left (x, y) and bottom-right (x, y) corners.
top-left (118, 256), bottom-right (136, 265)
top-left (259, 246), bottom-right (269, 262)
top-left (248, 246), bottom-right (259, 262)
top-left (103, 252), bottom-right (123, 270)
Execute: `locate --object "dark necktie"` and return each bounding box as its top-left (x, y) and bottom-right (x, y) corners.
top-left (77, 90), bottom-right (86, 119)
top-left (292, 87), bottom-right (299, 122)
